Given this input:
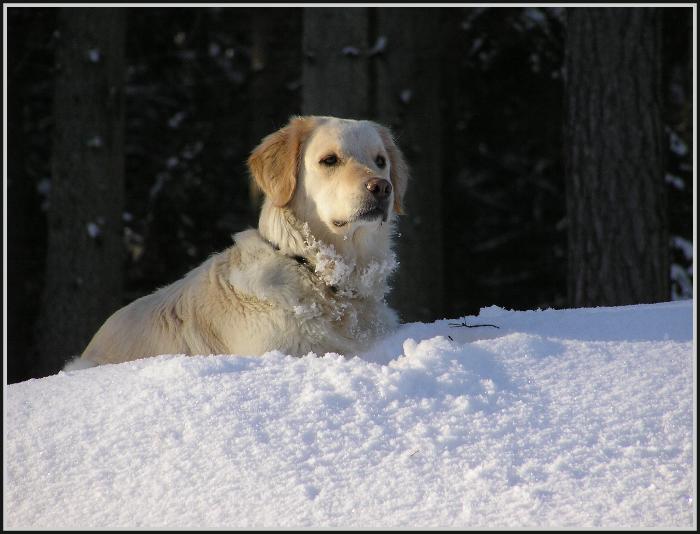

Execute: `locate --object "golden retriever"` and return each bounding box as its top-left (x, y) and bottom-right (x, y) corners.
top-left (66, 116), bottom-right (408, 369)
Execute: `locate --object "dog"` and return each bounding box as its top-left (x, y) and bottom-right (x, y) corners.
top-left (65, 116), bottom-right (409, 369)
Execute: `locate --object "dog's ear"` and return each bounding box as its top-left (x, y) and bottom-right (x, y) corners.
top-left (376, 124), bottom-right (409, 215)
top-left (247, 116), bottom-right (316, 207)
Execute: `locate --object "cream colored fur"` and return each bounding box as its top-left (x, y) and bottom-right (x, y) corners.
top-left (72, 116), bottom-right (408, 367)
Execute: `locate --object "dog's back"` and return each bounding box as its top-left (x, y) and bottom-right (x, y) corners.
top-left (81, 251), bottom-right (230, 365)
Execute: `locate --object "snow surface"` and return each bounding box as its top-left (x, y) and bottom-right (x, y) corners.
top-left (4, 300), bottom-right (696, 528)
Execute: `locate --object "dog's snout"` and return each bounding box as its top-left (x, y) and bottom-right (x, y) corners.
top-left (365, 178), bottom-right (392, 199)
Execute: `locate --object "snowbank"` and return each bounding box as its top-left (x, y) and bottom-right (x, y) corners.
top-left (4, 300), bottom-right (695, 528)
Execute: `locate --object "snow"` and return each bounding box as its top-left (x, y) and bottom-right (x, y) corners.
top-left (300, 222), bottom-right (398, 298)
top-left (672, 264), bottom-right (694, 301)
top-left (86, 48), bottom-right (101, 63)
top-left (341, 46), bottom-right (360, 57)
top-left (208, 42), bottom-right (221, 57)
top-left (4, 300), bottom-right (695, 529)
top-left (669, 129), bottom-right (689, 156)
top-left (35, 177), bottom-right (51, 197)
top-left (666, 172), bottom-right (686, 191)
top-left (673, 236), bottom-right (695, 262)
top-left (85, 135), bottom-right (103, 148)
top-left (368, 35), bottom-right (387, 56)
top-left (86, 221), bottom-right (101, 239)
top-left (167, 111), bottom-right (186, 129)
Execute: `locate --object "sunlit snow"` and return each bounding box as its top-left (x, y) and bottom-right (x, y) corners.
top-left (4, 300), bottom-right (695, 528)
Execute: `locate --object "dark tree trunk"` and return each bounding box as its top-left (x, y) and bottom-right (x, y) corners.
top-left (302, 7), bottom-right (370, 117)
top-left (564, 7), bottom-right (669, 307)
top-left (375, 8), bottom-right (444, 322)
top-left (249, 8), bottom-right (302, 210)
top-left (7, 9), bottom-right (46, 382)
top-left (35, 7), bottom-right (126, 375)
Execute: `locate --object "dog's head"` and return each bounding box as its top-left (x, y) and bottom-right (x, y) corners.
top-left (248, 116), bottom-right (409, 240)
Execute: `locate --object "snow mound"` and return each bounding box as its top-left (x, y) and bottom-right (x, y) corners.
top-left (4, 301), bottom-right (695, 528)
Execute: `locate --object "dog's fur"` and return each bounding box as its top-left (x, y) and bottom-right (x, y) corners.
top-left (68, 116), bottom-right (408, 368)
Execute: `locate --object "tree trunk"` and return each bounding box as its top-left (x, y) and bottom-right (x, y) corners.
top-left (35, 7), bottom-right (126, 375)
top-left (302, 7), bottom-right (370, 117)
top-left (7, 9), bottom-right (44, 382)
top-left (249, 8), bottom-right (302, 210)
top-left (564, 7), bottom-right (668, 307)
top-left (375, 8), bottom-right (444, 322)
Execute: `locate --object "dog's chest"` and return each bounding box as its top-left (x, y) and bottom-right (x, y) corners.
top-left (277, 265), bottom-right (391, 354)
top-left (226, 230), bottom-right (396, 356)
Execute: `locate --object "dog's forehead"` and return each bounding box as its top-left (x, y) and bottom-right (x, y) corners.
top-left (309, 118), bottom-right (383, 153)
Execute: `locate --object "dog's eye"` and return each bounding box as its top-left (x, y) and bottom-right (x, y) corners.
top-left (320, 154), bottom-right (338, 166)
top-left (375, 155), bottom-right (386, 168)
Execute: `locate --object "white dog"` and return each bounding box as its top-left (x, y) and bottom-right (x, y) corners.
top-left (66, 116), bottom-right (409, 369)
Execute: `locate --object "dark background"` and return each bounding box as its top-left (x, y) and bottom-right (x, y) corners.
top-left (6, 6), bottom-right (694, 383)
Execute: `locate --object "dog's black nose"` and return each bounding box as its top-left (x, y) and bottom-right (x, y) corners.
top-left (365, 178), bottom-right (392, 199)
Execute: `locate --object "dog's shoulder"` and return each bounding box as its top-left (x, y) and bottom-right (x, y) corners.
top-left (223, 229), bottom-right (312, 307)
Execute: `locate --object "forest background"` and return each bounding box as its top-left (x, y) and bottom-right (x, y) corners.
top-left (5, 6), bottom-right (694, 382)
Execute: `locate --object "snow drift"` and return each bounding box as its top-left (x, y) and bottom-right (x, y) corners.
top-left (4, 300), bottom-right (695, 528)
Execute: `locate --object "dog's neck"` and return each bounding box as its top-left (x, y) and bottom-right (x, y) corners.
top-left (257, 200), bottom-right (398, 298)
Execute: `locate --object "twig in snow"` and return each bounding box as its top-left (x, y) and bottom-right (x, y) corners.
top-left (448, 322), bottom-right (501, 329)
